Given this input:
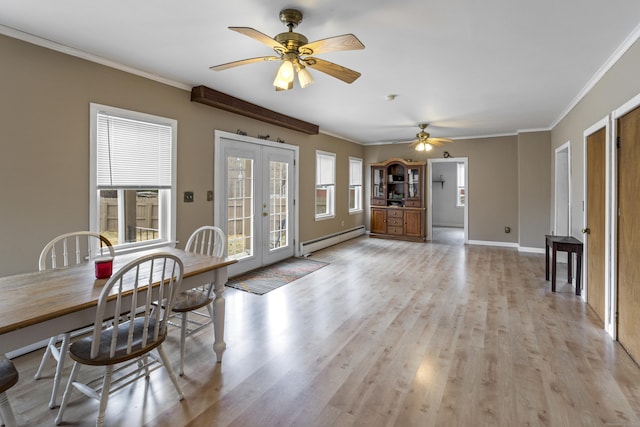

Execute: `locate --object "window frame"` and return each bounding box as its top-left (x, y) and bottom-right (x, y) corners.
top-left (89, 103), bottom-right (177, 252)
top-left (348, 156), bottom-right (363, 213)
top-left (315, 150), bottom-right (336, 220)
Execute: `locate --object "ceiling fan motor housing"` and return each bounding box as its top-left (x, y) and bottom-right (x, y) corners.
top-left (275, 31), bottom-right (309, 53)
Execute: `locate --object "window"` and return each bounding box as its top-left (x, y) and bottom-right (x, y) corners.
top-left (315, 151), bottom-right (335, 219)
top-left (90, 103), bottom-right (177, 250)
top-left (348, 157), bottom-right (363, 213)
top-left (457, 162), bottom-right (465, 207)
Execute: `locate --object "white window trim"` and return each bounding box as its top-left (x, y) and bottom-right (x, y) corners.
top-left (348, 156), bottom-right (363, 214)
top-left (89, 103), bottom-right (177, 252)
top-left (315, 150), bottom-right (336, 220)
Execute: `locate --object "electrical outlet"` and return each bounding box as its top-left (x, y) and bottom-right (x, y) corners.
top-left (184, 191), bottom-right (194, 203)
top-left (207, 190), bottom-right (213, 201)
top-left (505, 226), bottom-right (511, 233)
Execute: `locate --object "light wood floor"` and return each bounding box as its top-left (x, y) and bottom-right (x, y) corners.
top-left (7, 235), bottom-right (640, 426)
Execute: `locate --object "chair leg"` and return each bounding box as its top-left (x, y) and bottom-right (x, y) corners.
top-left (179, 312), bottom-right (187, 376)
top-left (55, 361), bottom-right (81, 425)
top-left (34, 336), bottom-right (56, 379)
top-left (48, 332), bottom-right (71, 408)
top-left (34, 332), bottom-right (71, 409)
top-left (95, 366), bottom-right (113, 427)
top-left (0, 391), bottom-right (17, 427)
top-left (206, 302), bottom-right (214, 320)
top-left (156, 345), bottom-right (184, 400)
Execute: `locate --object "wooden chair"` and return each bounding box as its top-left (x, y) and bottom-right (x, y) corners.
top-left (0, 355), bottom-right (19, 427)
top-left (34, 231), bottom-right (114, 409)
top-left (55, 253), bottom-right (185, 427)
top-left (171, 226), bottom-right (225, 376)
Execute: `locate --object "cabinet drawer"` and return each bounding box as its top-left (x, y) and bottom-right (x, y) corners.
top-left (371, 198), bottom-right (386, 206)
top-left (387, 217), bottom-right (403, 226)
top-left (387, 226), bottom-right (404, 235)
top-left (405, 200), bottom-right (421, 207)
top-left (388, 209), bottom-right (404, 218)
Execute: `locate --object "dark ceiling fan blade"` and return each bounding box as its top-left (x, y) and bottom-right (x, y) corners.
top-left (299, 34), bottom-right (365, 55)
top-left (303, 57), bottom-right (361, 84)
top-left (229, 27), bottom-right (286, 52)
top-left (210, 56), bottom-right (280, 71)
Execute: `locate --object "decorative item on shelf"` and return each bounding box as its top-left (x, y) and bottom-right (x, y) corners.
top-left (443, 151), bottom-right (451, 158)
top-left (258, 134), bottom-right (270, 140)
top-left (277, 138), bottom-right (286, 143)
top-left (236, 129), bottom-right (247, 136)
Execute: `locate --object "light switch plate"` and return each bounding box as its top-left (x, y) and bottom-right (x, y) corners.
top-left (184, 191), bottom-right (194, 203)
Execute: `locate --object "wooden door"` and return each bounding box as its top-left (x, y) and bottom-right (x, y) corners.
top-left (371, 208), bottom-right (387, 234)
top-left (586, 128), bottom-right (606, 324)
top-left (617, 105), bottom-right (640, 361)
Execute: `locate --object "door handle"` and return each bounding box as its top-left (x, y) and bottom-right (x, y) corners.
top-left (263, 212), bottom-right (268, 217)
top-left (581, 228), bottom-right (590, 234)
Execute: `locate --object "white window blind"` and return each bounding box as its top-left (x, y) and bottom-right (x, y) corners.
top-left (96, 113), bottom-right (173, 189)
top-left (349, 158), bottom-right (362, 186)
top-left (316, 152), bottom-right (335, 186)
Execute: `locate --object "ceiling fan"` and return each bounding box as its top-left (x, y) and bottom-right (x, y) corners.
top-left (210, 8), bottom-right (365, 91)
top-left (409, 124), bottom-right (454, 152)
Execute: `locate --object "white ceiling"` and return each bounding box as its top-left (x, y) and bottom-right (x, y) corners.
top-left (1, 0), bottom-right (640, 144)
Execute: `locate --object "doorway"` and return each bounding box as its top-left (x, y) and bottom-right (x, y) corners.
top-left (427, 157), bottom-right (468, 243)
top-left (214, 131), bottom-right (299, 277)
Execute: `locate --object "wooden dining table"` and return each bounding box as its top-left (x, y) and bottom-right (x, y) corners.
top-left (0, 247), bottom-right (237, 362)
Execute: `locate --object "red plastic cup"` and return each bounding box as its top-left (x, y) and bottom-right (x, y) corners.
top-left (95, 257), bottom-right (113, 279)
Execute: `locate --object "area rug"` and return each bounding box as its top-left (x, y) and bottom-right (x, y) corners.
top-left (226, 257), bottom-right (329, 295)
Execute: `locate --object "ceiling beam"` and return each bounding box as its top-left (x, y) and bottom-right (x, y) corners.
top-left (191, 85), bottom-right (319, 135)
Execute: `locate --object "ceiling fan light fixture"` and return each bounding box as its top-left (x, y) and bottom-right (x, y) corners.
top-left (297, 65), bottom-right (314, 88)
top-left (273, 59), bottom-right (295, 90)
top-left (415, 142), bottom-right (425, 152)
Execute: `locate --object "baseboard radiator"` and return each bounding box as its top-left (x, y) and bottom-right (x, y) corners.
top-left (300, 226), bottom-right (366, 256)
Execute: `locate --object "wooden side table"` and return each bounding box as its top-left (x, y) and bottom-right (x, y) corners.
top-left (545, 235), bottom-right (583, 295)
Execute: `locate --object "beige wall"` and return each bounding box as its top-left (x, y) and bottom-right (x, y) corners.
top-left (551, 38), bottom-right (640, 238)
top-left (518, 131), bottom-right (551, 248)
top-left (0, 34), bottom-right (364, 276)
top-left (364, 135), bottom-right (521, 243)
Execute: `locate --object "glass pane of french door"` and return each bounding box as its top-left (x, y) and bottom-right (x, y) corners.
top-left (269, 160), bottom-right (288, 251)
top-left (227, 157), bottom-right (254, 260)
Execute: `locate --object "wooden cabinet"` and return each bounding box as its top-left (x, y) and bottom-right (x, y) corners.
top-left (369, 158), bottom-right (426, 242)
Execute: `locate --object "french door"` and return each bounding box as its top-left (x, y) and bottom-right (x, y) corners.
top-left (214, 132), bottom-right (298, 277)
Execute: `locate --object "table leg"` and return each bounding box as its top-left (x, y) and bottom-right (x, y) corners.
top-left (576, 253), bottom-right (582, 296)
top-left (545, 241), bottom-right (550, 281)
top-left (551, 245), bottom-right (557, 292)
top-left (568, 251), bottom-right (573, 283)
top-left (212, 268), bottom-right (228, 363)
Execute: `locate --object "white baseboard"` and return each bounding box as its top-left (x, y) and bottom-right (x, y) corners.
top-left (467, 240), bottom-right (519, 248)
top-left (518, 246), bottom-right (545, 254)
top-left (300, 226), bottom-right (366, 256)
